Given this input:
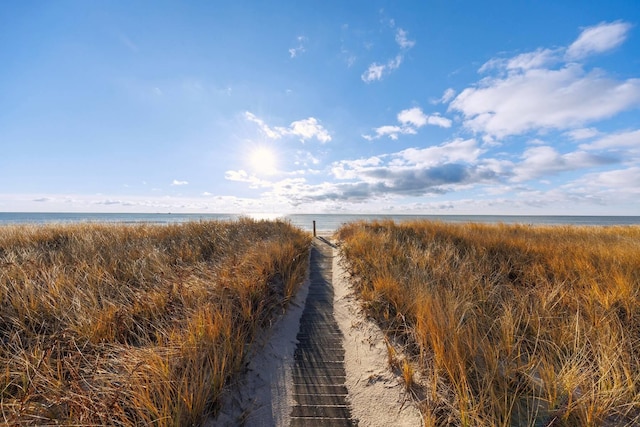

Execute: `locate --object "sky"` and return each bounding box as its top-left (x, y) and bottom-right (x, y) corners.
top-left (1, 1), bottom-right (639, 215)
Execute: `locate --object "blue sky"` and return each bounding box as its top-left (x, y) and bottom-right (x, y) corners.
top-left (1, 1), bottom-right (639, 215)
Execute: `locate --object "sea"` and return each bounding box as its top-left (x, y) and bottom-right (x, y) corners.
top-left (1, 212), bottom-right (639, 232)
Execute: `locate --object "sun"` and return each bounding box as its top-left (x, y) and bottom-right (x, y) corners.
top-left (249, 146), bottom-right (278, 175)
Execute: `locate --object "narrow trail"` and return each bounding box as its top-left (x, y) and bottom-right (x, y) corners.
top-left (290, 238), bottom-right (358, 426)
top-left (211, 234), bottom-right (422, 426)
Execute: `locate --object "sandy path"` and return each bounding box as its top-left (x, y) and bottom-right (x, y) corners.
top-left (210, 237), bottom-right (423, 426)
top-left (332, 240), bottom-right (424, 426)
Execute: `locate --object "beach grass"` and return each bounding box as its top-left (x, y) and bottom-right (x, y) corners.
top-left (0, 219), bottom-right (310, 426)
top-left (337, 220), bottom-right (640, 426)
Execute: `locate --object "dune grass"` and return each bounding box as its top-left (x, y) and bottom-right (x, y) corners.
top-left (337, 220), bottom-right (640, 426)
top-left (0, 219), bottom-right (310, 426)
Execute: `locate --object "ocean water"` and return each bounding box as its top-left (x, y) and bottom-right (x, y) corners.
top-left (1, 212), bottom-right (639, 232)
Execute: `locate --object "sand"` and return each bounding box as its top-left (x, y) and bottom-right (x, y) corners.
top-left (210, 243), bottom-right (423, 426)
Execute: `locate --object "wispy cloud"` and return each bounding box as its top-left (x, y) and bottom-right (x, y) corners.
top-left (395, 28), bottom-right (415, 49)
top-left (565, 20), bottom-right (632, 61)
top-left (289, 35), bottom-right (307, 58)
top-left (245, 112), bottom-right (331, 143)
top-left (362, 27), bottom-right (415, 83)
top-left (449, 21), bottom-right (640, 139)
top-left (438, 88), bottom-right (456, 104)
top-left (579, 129), bottom-right (640, 155)
top-left (565, 127), bottom-right (601, 141)
top-left (224, 170), bottom-right (271, 188)
top-left (117, 32), bottom-right (138, 52)
top-left (171, 180), bottom-right (189, 186)
top-left (363, 107), bottom-right (452, 140)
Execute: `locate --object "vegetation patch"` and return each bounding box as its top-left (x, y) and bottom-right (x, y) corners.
top-left (337, 220), bottom-right (640, 426)
top-left (0, 219), bottom-right (310, 426)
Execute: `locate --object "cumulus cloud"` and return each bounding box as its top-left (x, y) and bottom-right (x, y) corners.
top-left (244, 112), bottom-right (331, 143)
top-left (289, 118), bottom-right (331, 143)
top-left (512, 145), bottom-right (616, 182)
top-left (222, 137), bottom-right (502, 206)
top-left (565, 21), bottom-right (632, 61)
top-left (364, 107), bottom-right (452, 140)
top-left (171, 180), bottom-right (188, 186)
top-left (361, 27), bottom-right (414, 82)
top-left (264, 138), bottom-right (499, 205)
top-left (449, 21), bottom-right (640, 139)
top-left (398, 107), bottom-right (428, 127)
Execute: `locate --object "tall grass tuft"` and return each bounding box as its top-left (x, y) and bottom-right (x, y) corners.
top-left (0, 219), bottom-right (310, 426)
top-left (337, 220), bottom-right (640, 426)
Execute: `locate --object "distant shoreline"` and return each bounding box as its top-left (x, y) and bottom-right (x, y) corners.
top-left (1, 212), bottom-right (640, 230)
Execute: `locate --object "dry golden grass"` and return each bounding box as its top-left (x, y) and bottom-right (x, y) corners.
top-left (0, 218), bottom-right (310, 426)
top-left (337, 220), bottom-right (640, 426)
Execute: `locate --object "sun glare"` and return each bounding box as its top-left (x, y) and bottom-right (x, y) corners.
top-left (250, 147), bottom-right (278, 175)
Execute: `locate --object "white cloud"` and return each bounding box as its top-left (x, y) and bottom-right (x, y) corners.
top-left (222, 138), bottom-right (499, 207)
top-left (565, 21), bottom-right (632, 61)
top-left (439, 88), bottom-right (456, 104)
top-left (362, 27), bottom-right (414, 83)
top-left (369, 125), bottom-right (416, 140)
top-left (580, 129), bottom-right (640, 153)
top-left (398, 107), bottom-right (427, 127)
top-left (395, 28), bottom-right (415, 49)
top-left (364, 107), bottom-right (452, 140)
top-left (480, 48), bottom-right (559, 73)
top-left (294, 150), bottom-right (321, 167)
top-left (427, 115), bottom-right (453, 128)
top-left (289, 118), bottom-right (331, 143)
top-left (397, 107), bottom-right (452, 129)
top-left (512, 145), bottom-right (615, 182)
top-left (289, 35), bottom-right (307, 58)
top-left (566, 167), bottom-right (640, 207)
top-left (506, 48), bottom-right (559, 71)
top-left (451, 21), bottom-right (640, 139)
top-left (299, 139), bottom-right (495, 202)
top-left (361, 55), bottom-right (403, 83)
top-left (224, 170), bottom-right (270, 188)
top-left (244, 112), bottom-right (283, 139)
top-left (361, 63), bottom-right (386, 82)
top-left (565, 127), bottom-right (600, 140)
top-left (451, 64), bottom-right (640, 138)
top-left (244, 112), bottom-right (331, 143)
top-left (583, 166), bottom-right (640, 188)
top-left (398, 138), bottom-right (484, 166)
top-left (171, 180), bottom-right (188, 186)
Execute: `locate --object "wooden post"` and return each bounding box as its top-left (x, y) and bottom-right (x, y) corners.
top-left (313, 220), bottom-right (316, 237)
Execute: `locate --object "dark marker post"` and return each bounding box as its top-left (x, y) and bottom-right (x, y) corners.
top-left (313, 220), bottom-right (316, 237)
